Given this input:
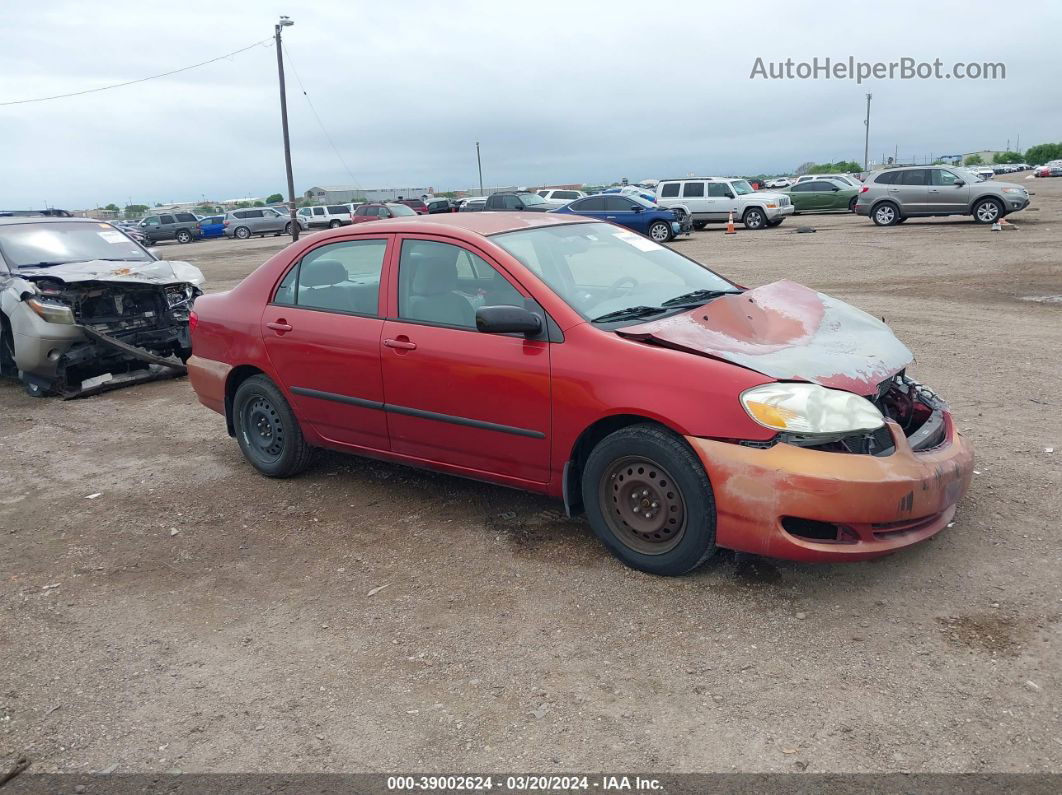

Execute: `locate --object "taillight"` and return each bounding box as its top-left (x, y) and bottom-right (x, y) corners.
top-left (188, 310), bottom-right (199, 331)
top-left (223, 220), bottom-right (230, 226)
top-left (860, 185), bottom-right (869, 193)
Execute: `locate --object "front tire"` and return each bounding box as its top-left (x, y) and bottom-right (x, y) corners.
top-left (234, 226), bottom-right (251, 240)
top-left (973, 197), bottom-right (1004, 224)
top-left (872, 202), bottom-right (900, 226)
top-left (693, 221), bottom-right (707, 231)
top-left (581, 424), bottom-right (717, 576)
top-left (285, 222), bottom-right (295, 235)
top-left (647, 221), bottom-right (672, 243)
top-left (743, 208), bottom-right (766, 230)
top-left (233, 375), bottom-right (313, 477)
top-left (175, 229), bottom-right (193, 244)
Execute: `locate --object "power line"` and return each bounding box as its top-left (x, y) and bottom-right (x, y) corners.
top-left (281, 42), bottom-right (361, 189)
top-left (0, 39), bottom-right (273, 107)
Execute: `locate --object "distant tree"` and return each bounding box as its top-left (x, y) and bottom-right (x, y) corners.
top-left (1024, 142), bottom-right (1062, 165)
top-left (794, 161), bottom-right (816, 175)
top-left (195, 204), bottom-right (215, 214)
top-left (266, 193), bottom-right (284, 204)
top-left (104, 203), bottom-right (119, 212)
top-left (234, 201), bottom-right (252, 209)
top-left (252, 200), bottom-right (266, 207)
top-left (992, 151), bottom-right (1024, 164)
top-left (964, 154), bottom-right (984, 166)
top-left (124, 204), bottom-right (149, 218)
top-left (154, 202), bottom-right (163, 207)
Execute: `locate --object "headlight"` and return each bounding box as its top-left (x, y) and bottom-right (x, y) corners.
top-left (25, 296), bottom-right (75, 325)
top-left (740, 383), bottom-right (884, 434)
top-left (764, 203), bottom-right (777, 208)
top-left (1001, 187), bottom-right (1025, 195)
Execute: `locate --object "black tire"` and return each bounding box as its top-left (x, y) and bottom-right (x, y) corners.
top-left (175, 229), bottom-right (193, 244)
top-left (895, 217), bottom-right (908, 224)
top-left (972, 197), bottom-right (1004, 224)
top-left (0, 314), bottom-right (16, 377)
top-left (284, 222), bottom-right (295, 235)
top-left (848, 197), bottom-right (858, 213)
top-left (234, 226), bottom-right (251, 240)
top-left (743, 208), bottom-right (766, 230)
top-left (232, 375), bottom-right (313, 477)
top-left (871, 202), bottom-right (900, 226)
top-left (766, 218), bottom-right (784, 227)
top-left (693, 221), bottom-right (708, 231)
top-left (647, 221), bottom-right (672, 243)
top-left (581, 424), bottom-right (717, 576)
top-left (328, 219), bottom-right (342, 228)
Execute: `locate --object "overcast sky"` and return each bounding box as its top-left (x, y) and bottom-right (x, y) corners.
top-left (2, 1), bottom-right (1059, 208)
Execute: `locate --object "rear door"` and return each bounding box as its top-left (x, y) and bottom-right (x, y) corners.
top-left (680, 181), bottom-right (711, 217)
top-left (895, 169), bottom-right (930, 215)
top-left (261, 236), bottom-right (392, 450)
top-left (379, 235), bottom-right (551, 484)
top-left (928, 168), bottom-right (971, 214)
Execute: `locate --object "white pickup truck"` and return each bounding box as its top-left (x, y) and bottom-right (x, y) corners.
top-left (655, 177), bottom-right (794, 230)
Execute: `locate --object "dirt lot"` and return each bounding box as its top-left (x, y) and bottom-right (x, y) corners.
top-left (3, 179), bottom-right (1061, 775)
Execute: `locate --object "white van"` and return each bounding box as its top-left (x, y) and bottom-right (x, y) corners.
top-left (655, 177), bottom-right (793, 230)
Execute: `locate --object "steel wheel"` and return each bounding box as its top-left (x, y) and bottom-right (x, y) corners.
top-left (599, 455), bottom-right (687, 555)
top-left (241, 395), bottom-right (286, 463)
top-left (974, 199), bottom-right (1002, 223)
top-left (648, 222), bottom-right (671, 242)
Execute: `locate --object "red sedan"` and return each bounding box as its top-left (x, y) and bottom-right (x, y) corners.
top-left (188, 213), bottom-right (973, 575)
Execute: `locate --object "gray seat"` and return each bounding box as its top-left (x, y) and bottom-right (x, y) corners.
top-left (403, 252), bottom-right (475, 327)
top-left (298, 258), bottom-right (351, 311)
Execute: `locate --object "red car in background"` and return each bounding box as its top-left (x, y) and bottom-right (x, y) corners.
top-left (393, 198), bottom-right (429, 214)
top-left (187, 213), bottom-right (973, 575)
top-left (349, 202), bottom-right (418, 224)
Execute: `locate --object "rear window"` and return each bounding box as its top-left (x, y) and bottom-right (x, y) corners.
top-left (874, 171), bottom-right (899, 184)
top-left (326, 205), bottom-right (348, 214)
top-left (659, 183), bottom-right (680, 198)
top-left (175, 213), bottom-right (196, 222)
top-left (388, 204), bottom-right (417, 216)
top-left (682, 183), bottom-right (705, 198)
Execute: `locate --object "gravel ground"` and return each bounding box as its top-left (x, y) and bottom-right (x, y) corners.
top-left (2, 178), bottom-right (1060, 775)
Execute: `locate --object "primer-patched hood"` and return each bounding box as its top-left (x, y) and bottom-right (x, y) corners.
top-left (18, 259), bottom-right (205, 287)
top-left (618, 280), bottom-right (914, 395)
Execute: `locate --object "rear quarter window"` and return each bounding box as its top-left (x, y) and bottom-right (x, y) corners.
top-left (659, 183), bottom-right (680, 198)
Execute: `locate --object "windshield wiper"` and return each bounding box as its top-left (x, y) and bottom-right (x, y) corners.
top-left (660, 288), bottom-right (742, 308)
top-left (591, 305), bottom-right (667, 324)
top-left (18, 261), bottom-right (70, 268)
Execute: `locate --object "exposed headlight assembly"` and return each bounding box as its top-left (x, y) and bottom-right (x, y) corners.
top-left (25, 296), bottom-right (74, 325)
top-left (741, 383), bottom-right (885, 435)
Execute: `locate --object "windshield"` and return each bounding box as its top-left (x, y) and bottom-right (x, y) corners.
top-left (518, 193), bottom-right (547, 206)
top-left (492, 222), bottom-right (737, 323)
top-left (730, 180), bottom-right (754, 195)
top-left (389, 204), bottom-right (417, 216)
top-left (0, 221), bottom-right (150, 269)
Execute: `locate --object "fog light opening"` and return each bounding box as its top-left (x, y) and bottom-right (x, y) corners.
top-left (781, 517), bottom-right (858, 544)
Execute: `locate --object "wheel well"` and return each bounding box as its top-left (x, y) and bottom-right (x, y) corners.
top-left (741, 205), bottom-right (765, 219)
top-left (0, 311), bottom-right (15, 376)
top-left (224, 365), bottom-right (266, 436)
top-left (563, 414), bottom-right (674, 517)
top-left (871, 198), bottom-right (899, 211)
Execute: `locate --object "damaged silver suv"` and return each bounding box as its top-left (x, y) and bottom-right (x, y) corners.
top-left (0, 214), bottom-right (204, 397)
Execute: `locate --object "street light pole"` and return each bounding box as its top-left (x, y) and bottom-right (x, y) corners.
top-left (863, 93), bottom-right (872, 171)
top-left (476, 141), bottom-right (484, 196)
top-left (275, 16), bottom-right (298, 243)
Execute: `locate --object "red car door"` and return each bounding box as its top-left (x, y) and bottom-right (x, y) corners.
top-left (380, 235), bottom-right (551, 485)
top-left (261, 236), bottom-right (392, 451)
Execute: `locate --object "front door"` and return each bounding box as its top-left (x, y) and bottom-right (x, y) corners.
top-left (261, 236), bottom-right (392, 451)
top-left (380, 236), bottom-right (551, 485)
top-left (928, 168), bottom-right (971, 214)
top-left (603, 196), bottom-right (643, 234)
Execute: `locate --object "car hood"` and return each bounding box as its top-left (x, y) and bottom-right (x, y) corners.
top-left (17, 259), bottom-right (205, 287)
top-left (749, 190), bottom-right (789, 202)
top-left (617, 280), bottom-right (914, 395)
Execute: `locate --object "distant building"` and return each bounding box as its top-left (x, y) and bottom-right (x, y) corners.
top-left (304, 186), bottom-right (434, 203)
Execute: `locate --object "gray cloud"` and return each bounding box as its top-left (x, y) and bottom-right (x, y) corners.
top-left (1, 0), bottom-right (1058, 208)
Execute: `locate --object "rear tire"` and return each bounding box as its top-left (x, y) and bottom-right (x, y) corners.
top-left (693, 221), bottom-right (707, 231)
top-left (233, 375), bottom-right (313, 477)
top-left (328, 219), bottom-right (342, 228)
top-left (848, 197), bottom-right (858, 213)
top-left (581, 424), bottom-right (717, 576)
top-left (743, 208), bottom-right (766, 230)
top-left (872, 202), bottom-right (900, 226)
top-left (234, 226), bottom-right (251, 240)
top-left (973, 197), bottom-right (1004, 224)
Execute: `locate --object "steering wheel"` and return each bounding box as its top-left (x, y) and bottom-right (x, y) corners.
top-left (603, 276), bottom-right (639, 301)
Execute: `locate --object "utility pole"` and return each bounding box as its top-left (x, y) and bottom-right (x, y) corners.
top-left (476, 142), bottom-right (484, 196)
top-left (275, 16), bottom-right (298, 243)
top-left (863, 93), bottom-right (872, 171)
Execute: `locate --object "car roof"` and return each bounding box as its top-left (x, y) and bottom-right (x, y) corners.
top-left (340, 212), bottom-right (593, 237)
top-left (0, 215), bottom-right (109, 227)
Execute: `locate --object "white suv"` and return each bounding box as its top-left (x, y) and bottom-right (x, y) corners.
top-left (536, 189), bottom-right (587, 208)
top-left (297, 204), bottom-right (354, 229)
top-left (655, 177), bottom-right (794, 230)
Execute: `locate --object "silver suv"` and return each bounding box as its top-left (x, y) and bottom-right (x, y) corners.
top-left (855, 166), bottom-right (1030, 226)
top-left (223, 207), bottom-right (307, 239)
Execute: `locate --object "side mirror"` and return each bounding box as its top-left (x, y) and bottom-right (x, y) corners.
top-left (832, 186), bottom-right (840, 191)
top-left (632, 205), bottom-right (643, 212)
top-left (954, 181), bottom-right (965, 187)
top-left (476, 305), bottom-right (542, 335)
top-left (724, 191), bottom-right (735, 199)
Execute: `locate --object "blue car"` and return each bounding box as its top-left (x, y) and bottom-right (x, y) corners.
top-left (197, 214), bottom-right (226, 239)
top-left (550, 194), bottom-right (691, 242)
